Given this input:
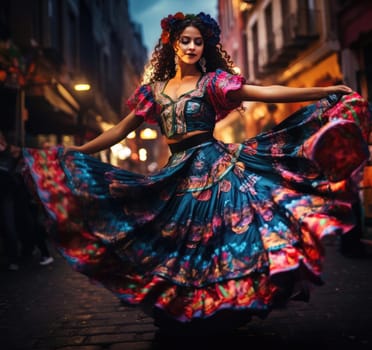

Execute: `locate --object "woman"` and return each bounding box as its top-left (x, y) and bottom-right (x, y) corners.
top-left (22, 12), bottom-right (371, 332)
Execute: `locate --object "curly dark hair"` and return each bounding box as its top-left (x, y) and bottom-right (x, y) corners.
top-left (144, 14), bottom-right (236, 83)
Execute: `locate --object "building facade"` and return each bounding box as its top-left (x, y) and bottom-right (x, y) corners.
top-left (0, 0), bottom-right (154, 170)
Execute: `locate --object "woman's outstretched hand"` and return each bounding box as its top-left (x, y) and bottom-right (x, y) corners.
top-left (325, 85), bottom-right (353, 95)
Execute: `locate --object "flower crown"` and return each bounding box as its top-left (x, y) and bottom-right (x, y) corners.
top-left (160, 12), bottom-right (221, 46)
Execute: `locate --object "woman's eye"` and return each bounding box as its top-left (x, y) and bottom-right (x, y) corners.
top-left (179, 37), bottom-right (203, 46)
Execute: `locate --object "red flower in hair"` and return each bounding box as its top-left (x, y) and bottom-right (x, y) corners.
top-left (160, 12), bottom-right (186, 44)
top-left (161, 31), bottom-right (170, 44)
top-left (173, 12), bottom-right (185, 20)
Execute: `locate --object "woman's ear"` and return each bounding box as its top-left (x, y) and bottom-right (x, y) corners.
top-left (173, 47), bottom-right (179, 61)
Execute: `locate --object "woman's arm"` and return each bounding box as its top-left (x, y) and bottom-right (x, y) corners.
top-left (66, 111), bottom-right (144, 154)
top-left (228, 84), bottom-right (353, 103)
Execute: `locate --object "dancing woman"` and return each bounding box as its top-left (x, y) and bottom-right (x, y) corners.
top-left (23, 12), bottom-right (371, 332)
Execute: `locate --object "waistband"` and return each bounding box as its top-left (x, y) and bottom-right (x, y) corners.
top-left (168, 132), bottom-right (215, 154)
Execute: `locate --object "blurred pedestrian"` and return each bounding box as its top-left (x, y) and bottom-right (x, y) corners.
top-left (16, 180), bottom-right (54, 266)
top-left (0, 131), bottom-right (20, 270)
top-left (0, 131), bottom-right (54, 269)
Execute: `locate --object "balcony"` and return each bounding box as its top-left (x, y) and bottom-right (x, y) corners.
top-left (257, 8), bottom-right (320, 77)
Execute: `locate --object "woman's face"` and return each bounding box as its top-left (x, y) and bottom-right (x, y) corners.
top-left (174, 25), bottom-right (204, 66)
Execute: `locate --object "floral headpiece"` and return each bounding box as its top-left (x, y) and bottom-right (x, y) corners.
top-left (160, 12), bottom-right (221, 46)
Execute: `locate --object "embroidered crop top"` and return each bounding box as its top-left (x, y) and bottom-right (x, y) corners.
top-left (126, 69), bottom-right (245, 138)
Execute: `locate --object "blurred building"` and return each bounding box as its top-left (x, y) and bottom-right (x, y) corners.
top-left (0, 0), bottom-right (165, 173)
top-left (218, 0), bottom-right (344, 135)
top-left (337, 0), bottom-right (372, 101)
top-left (218, 0), bottom-right (249, 78)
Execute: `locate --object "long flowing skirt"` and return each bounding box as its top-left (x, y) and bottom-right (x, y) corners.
top-left (22, 92), bottom-right (371, 329)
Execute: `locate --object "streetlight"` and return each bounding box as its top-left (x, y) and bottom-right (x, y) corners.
top-left (139, 128), bottom-right (158, 140)
top-left (73, 83), bottom-right (91, 92)
top-left (73, 80), bottom-right (91, 145)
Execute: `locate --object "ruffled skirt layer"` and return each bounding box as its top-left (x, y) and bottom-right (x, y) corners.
top-left (22, 92), bottom-right (371, 327)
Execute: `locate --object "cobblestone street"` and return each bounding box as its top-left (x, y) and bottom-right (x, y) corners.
top-left (1, 236), bottom-right (372, 350)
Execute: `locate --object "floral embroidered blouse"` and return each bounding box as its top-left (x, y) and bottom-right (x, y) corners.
top-left (126, 69), bottom-right (245, 138)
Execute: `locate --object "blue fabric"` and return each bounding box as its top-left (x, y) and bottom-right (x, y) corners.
top-left (21, 91), bottom-right (370, 325)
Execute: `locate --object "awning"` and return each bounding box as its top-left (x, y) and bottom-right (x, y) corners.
top-left (25, 96), bottom-right (77, 134)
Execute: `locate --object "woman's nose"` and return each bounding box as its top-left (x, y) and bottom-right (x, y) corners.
top-left (188, 41), bottom-right (196, 49)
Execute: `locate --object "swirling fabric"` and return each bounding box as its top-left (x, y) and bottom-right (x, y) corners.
top-left (22, 91), bottom-right (371, 325)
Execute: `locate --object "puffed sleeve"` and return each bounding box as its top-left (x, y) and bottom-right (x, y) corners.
top-left (206, 69), bottom-right (245, 121)
top-left (126, 84), bottom-right (159, 124)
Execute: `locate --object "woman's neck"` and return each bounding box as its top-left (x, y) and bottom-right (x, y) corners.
top-left (174, 64), bottom-right (200, 80)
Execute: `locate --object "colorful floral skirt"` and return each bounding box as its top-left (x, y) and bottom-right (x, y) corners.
top-left (22, 92), bottom-right (371, 329)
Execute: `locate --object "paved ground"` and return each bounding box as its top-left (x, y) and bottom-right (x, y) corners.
top-left (1, 235), bottom-right (372, 350)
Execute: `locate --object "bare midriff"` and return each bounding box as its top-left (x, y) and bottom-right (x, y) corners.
top-left (165, 130), bottom-right (211, 145)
